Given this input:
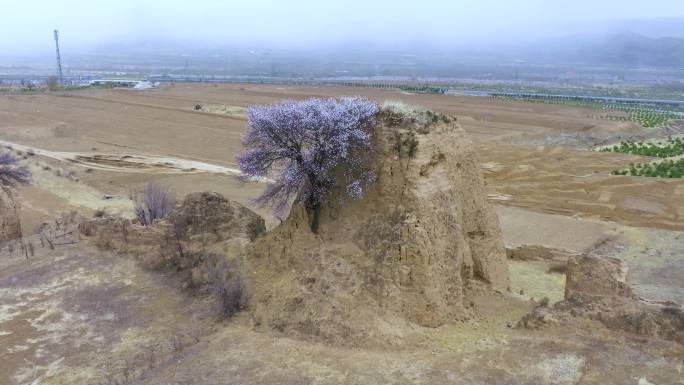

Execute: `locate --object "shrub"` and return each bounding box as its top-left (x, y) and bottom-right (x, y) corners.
top-left (537, 297), bottom-right (550, 307)
top-left (379, 100), bottom-right (451, 134)
top-left (130, 183), bottom-right (176, 226)
top-left (392, 131), bottom-right (419, 159)
top-left (206, 254), bottom-right (247, 319)
top-left (93, 208), bottom-right (106, 218)
top-left (194, 104), bottom-right (202, 111)
top-left (214, 274), bottom-right (246, 319)
top-left (236, 97), bottom-right (379, 233)
top-left (0, 152), bottom-right (31, 186)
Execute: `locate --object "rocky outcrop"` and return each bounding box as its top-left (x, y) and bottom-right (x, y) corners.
top-left (0, 187), bottom-right (21, 242)
top-left (248, 114), bottom-right (509, 344)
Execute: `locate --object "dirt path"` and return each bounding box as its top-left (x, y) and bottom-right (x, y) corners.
top-left (0, 140), bottom-right (244, 176)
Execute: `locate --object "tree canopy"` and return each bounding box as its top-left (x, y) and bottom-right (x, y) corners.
top-left (236, 97), bottom-right (379, 232)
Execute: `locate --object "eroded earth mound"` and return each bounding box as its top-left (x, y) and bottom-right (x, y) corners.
top-left (247, 111), bottom-right (509, 345)
top-left (81, 191), bottom-right (265, 290)
top-left (519, 254), bottom-right (684, 344)
top-left (81, 110), bottom-right (510, 346)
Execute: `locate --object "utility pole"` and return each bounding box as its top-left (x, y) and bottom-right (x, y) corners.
top-left (53, 29), bottom-right (63, 84)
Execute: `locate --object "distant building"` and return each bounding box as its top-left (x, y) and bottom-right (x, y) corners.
top-left (89, 79), bottom-right (155, 89)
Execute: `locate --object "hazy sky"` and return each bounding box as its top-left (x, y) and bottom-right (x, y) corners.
top-left (2, 0), bottom-right (684, 54)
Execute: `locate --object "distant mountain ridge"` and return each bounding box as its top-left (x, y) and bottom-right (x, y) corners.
top-left (528, 32), bottom-right (684, 67)
top-left (583, 32), bottom-right (684, 67)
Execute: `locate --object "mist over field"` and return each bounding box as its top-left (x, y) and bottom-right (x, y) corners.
top-left (1, 0), bottom-right (684, 72)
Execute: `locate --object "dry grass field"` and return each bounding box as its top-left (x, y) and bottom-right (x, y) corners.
top-left (2, 83), bottom-right (681, 230)
top-left (1, 84), bottom-right (683, 384)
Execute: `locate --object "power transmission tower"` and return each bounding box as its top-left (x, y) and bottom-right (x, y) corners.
top-left (53, 29), bottom-right (63, 84)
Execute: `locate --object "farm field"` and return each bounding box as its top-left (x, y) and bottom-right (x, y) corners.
top-left (1, 84), bottom-right (684, 384)
top-left (495, 94), bottom-right (683, 128)
top-left (1, 83), bottom-right (683, 230)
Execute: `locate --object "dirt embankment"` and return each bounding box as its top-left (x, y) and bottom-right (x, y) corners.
top-left (518, 254), bottom-right (684, 345)
top-left (81, 191), bottom-right (265, 288)
top-left (0, 187), bottom-right (22, 242)
top-left (247, 113), bottom-right (509, 345)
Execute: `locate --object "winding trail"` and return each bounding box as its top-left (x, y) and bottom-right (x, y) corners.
top-left (0, 140), bottom-right (245, 176)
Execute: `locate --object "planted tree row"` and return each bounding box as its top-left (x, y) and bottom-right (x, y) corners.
top-left (599, 137), bottom-right (684, 158)
top-left (497, 94), bottom-right (682, 128)
top-left (613, 159), bottom-right (684, 178)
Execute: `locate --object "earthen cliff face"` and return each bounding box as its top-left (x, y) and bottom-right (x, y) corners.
top-left (248, 117), bottom-right (509, 344)
top-left (0, 187), bottom-right (21, 242)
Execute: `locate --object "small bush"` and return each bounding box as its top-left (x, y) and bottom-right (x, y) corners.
top-left (392, 131), bottom-right (403, 154)
top-left (93, 208), bottom-right (106, 218)
top-left (392, 131), bottom-right (419, 159)
top-left (405, 133), bottom-right (418, 158)
top-left (194, 104), bottom-right (203, 111)
top-left (215, 275), bottom-right (246, 319)
top-left (130, 183), bottom-right (176, 226)
top-left (537, 297), bottom-right (550, 307)
top-left (206, 254), bottom-right (247, 319)
top-left (380, 100), bottom-right (451, 134)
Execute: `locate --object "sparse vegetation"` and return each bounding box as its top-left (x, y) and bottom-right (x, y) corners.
top-left (380, 100), bottom-right (453, 134)
top-left (392, 130), bottom-right (419, 159)
top-left (537, 297), bottom-right (550, 307)
top-left (206, 254), bottom-right (247, 319)
top-left (382, 101), bottom-right (455, 161)
top-left (130, 183), bottom-right (176, 225)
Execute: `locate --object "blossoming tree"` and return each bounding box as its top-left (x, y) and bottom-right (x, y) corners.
top-left (236, 97), bottom-right (379, 233)
top-left (0, 152), bottom-right (30, 187)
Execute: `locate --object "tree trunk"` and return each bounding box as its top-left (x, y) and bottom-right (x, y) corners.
top-left (309, 202), bottom-right (321, 234)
